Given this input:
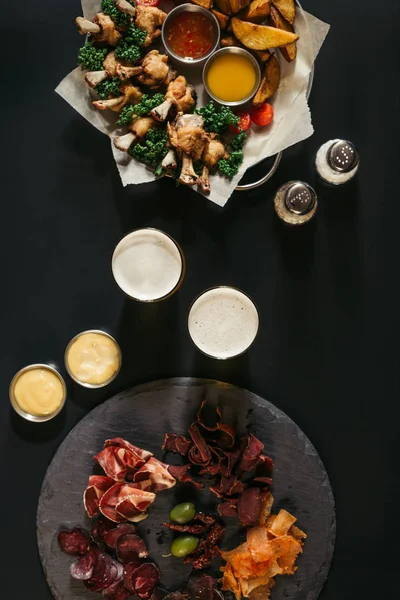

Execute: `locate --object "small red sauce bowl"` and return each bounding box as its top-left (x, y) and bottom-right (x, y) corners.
top-left (162, 3), bottom-right (220, 66)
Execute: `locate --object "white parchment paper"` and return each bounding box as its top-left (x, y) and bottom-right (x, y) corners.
top-left (56, 1), bottom-right (330, 206)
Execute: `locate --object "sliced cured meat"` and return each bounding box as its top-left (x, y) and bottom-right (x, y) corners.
top-left (167, 465), bottom-right (204, 490)
top-left (219, 448), bottom-right (241, 478)
top-left (209, 475), bottom-right (239, 498)
top-left (99, 482), bottom-right (127, 523)
top-left (116, 533), bottom-right (149, 564)
top-left (103, 579), bottom-right (131, 600)
top-left (84, 475), bottom-right (115, 518)
top-left (197, 401), bottom-right (220, 431)
top-left (58, 527), bottom-right (90, 555)
top-left (95, 447), bottom-right (128, 481)
top-left (91, 516), bottom-right (116, 544)
top-left (123, 561), bottom-right (142, 593)
top-left (104, 523), bottom-right (139, 549)
top-left (105, 437), bottom-right (153, 461)
top-left (193, 512), bottom-right (216, 525)
top-left (116, 485), bottom-right (156, 521)
top-left (238, 487), bottom-right (262, 527)
top-left (162, 434), bottom-right (192, 456)
top-left (239, 434), bottom-right (264, 472)
top-left (162, 523), bottom-right (209, 535)
top-left (206, 522), bottom-right (225, 547)
top-left (188, 424), bottom-right (212, 466)
top-left (84, 552), bottom-right (115, 592)
top-left (134, 457), bottom-right (176, 492)
top-left (254, 454), bottom-right (274, 485)
top-left (70, 546), bottom-right (100, 580)
top-left (125, 563), bottom-right (160, 600)
top-left (218, 500), bottom-right (238, 518)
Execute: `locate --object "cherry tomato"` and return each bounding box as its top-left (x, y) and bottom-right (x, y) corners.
top-left (250, 103), bottom-right (274, 127)
top-left (136, 0), bottom-right (159, 5)
top-left (228, 111), bottom-right (251, 134)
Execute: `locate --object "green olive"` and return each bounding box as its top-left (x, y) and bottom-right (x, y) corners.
top-left (169, 502), bottom-right (196, 524)
top-left (171, 535), bottom-right (199, 558)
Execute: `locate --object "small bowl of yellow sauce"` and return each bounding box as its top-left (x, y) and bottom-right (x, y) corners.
top-left (9, 364), bottom-right (67, 422)
top-left (203, 47), bottom-right (261, 106)
top-left (65, 330), bottom-right (122, 389)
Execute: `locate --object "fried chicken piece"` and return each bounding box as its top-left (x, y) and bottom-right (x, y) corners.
top-left (137, 50), bottom-right (169, 89)
top-left (168, 114), bottom-right (209, 186)
top-left (103, 51), bottom-right (119, 77)
top-left (93, 82), bottom-right (142, 112)
top-left (199, 135), bottom-right (228, 193)
top-left (114, 116), bottom-right (155, 152)
top-left (116, 64), bottom-right (142, 81)
top-left (151, 76), bottom-right (195, 122)
top-left (135, 5), bottom-right (167, 46)
top-left (75, 14), bottom-right (122, 46)
top-left (116, 0), bottom-right (136, 16)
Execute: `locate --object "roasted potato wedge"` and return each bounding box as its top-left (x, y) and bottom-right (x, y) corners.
top-left (211, 9), bottom-right (230, 29)
top-left (271, 0), bottom-right (295, 24)
top-left (220, 35), bottom-right (271, 62)
top-left (269, 5), bottom-right (297, 61)
top-left (232, 17), bottom-right (298, 49)
top-left (238, 0), bottom-right (271, 24)
top-left (252, 54), bottom-right (280, 104)
top-left (215, 0), bottom-right (251, 16)
top-left (192, 0), bottom-right (213, 8)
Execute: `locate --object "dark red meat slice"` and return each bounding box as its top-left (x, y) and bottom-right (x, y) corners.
top-left (188, 573), bottom-right (215, 600)
top-left (219, 448), bottom-right (241, 478)
top-left (167, 465), bottom-right (204, 490)
top-left (84, 475), bottom-right (115, 518)
top-left (237, 487), bottom-right (262, 527)
top-left (199, 462), bottom-right (220, 476)
top-left (133, 457), bottom-right (176, 492)
top-left (254, 454), bottom-right (274, 485)
top-left (194, 512), bottom-right (216, 524)
top-left (132, 563), bottom-right (160, 600)
top-left (162, 434), bottom-right (192, 456)
top-left (116, 533), bottom-right (149, 564)
top-left (70, 546), bottom-right (100, 580)
top-left (91, 516), bottom-right (116, 544)
top-left (162, 523), bottom-right (209, 534)
top-left (99, 482), bottom-right (127, 523)
top-left (58, 527), bottom-right (90, 555)
top-left (218, 500), bottom-right (238, 518)
top-left (197, 403), bottom-right (235, 449)
top-left (228, 479), bottom-right (245, 496)
top-left (123, 561), bottom-right (141, 593)
top-left (103, 580), bottom-right (131, 600)
top-left (209, 475), bottom-right (237, 497)
top-left (104, 523), bottom-right (139, 549)
top-left (197, 401), bottom-right (220, 430)
top-left (84, 552), bottom-right (115, 592)
top-left (116, 485), bottom-right (156, 521)
top-left (105, 437), bottom-right (153, 461)
top-left (188, 424), bottom-right (212, 466)
top-left (239, 434), bottom-right (264, 472)
top-left (95, 446), bottom-right (146, 481)
top-left (206, 522), bottom-right (225, 547)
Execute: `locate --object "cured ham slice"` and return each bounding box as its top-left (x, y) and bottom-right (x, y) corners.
top-left (99, 483), bottom-right (127, 523)
top-left (133, 457), bottom-right (176, 492)
top-left (105, 437), bottom-right (153, 462)
top-left (116, 485), bottom-right (156, 522)
top-left (94, 446), bottom-right (147, 481)
top-left (83, 475), bottom-right (114, 518)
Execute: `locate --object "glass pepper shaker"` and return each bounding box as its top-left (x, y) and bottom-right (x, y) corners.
top-left (315, 139), bottom-right (360, 185)
top-left (274, 181), bottom-right (318, 226)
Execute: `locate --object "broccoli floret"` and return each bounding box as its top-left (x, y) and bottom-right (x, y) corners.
top-left (196, 101), bottom-right (240, 134)
top-left (116, 94), bottom-right (165, 125)
top-left (218, 151), bottom-right (244, 179)
top-left (115, 40), bottom-right (141, 63)
top-left (101, 0), bottom-right (133, 29)
top-left (124, 23), bottom-right (147, 46)
top-left (129, 128), bottom-right (169, 170)
top-left (95, 77), bottom-right (121, 100)
top-left (230, 131), bottom-right (247, 151)
top-left (78, 42), bottom-right (108, 71)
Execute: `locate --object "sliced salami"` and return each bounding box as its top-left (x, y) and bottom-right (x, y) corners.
top-left (70, 546), bottom-right (99, 580)
top-left (123, 561), bottom-right (141, 593)
top-left (103, 579), bottom-right (132, 600)
top-left (84, 552), bottom-right (115, 592)
top-left (116, 533), bottom-right (148, 564)
top-left (104, 523), bottom-right (139, 549)
top-left (91, 516), bottom-right (116, 545)
top-left (58, 527), bottom-right (90, 555)
top-left (123, 563), bottom-right (160, 600)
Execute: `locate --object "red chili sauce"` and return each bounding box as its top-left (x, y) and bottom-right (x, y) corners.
top-left (166, 12), bottom-right (214, 59)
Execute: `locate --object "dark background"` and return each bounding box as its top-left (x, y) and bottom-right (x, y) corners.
top-left (1, 0), bottom-right (398, 597)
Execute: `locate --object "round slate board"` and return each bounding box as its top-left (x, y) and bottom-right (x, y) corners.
top-left (37, 378), bottom-right (335, 600)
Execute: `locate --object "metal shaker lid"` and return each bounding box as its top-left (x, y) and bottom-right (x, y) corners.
top-left (284, 181), bottom-right (317, 215)
top-left (327, 140), bottom-right (360, 173)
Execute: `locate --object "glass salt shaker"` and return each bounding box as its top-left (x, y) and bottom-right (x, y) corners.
top-left (274, 181), bottom-right (318, 226)
top-left (315, 139), bottom-right (360, 185)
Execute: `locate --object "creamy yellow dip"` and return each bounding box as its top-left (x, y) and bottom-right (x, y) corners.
top-left (207, 54), bottom-right (257, 102)
top-left (66, 332), bottom-right (120, 386)
top-left (14, 368), bottom-right (64, 416)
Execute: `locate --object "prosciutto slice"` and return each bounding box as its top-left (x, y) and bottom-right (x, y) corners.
top-left (133, 457), bottom-right (176, 492)
top-left (83, 475), bottom-right (115, 518)
top-left (94, 446), bottom-right (148, 481)
top-left (116, 484), bottom-right (156, 521)
top-left (105, 438), bottom-right (153, 461)
top-left (99, 483), bottom-right (127, 523)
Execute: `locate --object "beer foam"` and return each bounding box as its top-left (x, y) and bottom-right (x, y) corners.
top-left (112, 229), bottom-right (183, 301)
top-left (188, 287), bottom-right (259, 359)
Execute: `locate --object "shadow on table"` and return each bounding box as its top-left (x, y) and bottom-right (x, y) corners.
top-left (9, 406), bottom-right (67, 443)
top-left (189, 346), bottom-right (251, 390)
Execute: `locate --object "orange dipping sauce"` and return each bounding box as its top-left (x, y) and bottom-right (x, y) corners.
top-left (166, 12), bottom-right (214, 59)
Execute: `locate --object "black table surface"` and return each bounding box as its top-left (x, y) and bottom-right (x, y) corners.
top-left (1, 0), bottom-right (398, 598)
